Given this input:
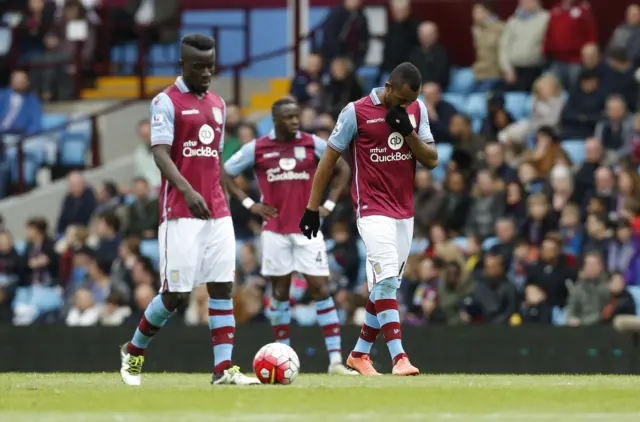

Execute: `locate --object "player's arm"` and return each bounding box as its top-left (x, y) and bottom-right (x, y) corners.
top-left (223, 141), bottom-right (278, 219)
top-left (404, 99), bottom-right (438, 169)
top-left (150, 93), bottom-right (210, 219)
top-left (312, 135), bottom-right (351, 217)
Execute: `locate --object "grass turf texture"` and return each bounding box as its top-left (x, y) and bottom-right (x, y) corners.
top-left (1, 374), bottom-right (639, 422)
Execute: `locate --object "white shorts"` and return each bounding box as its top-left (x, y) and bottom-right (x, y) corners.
top-left (356, 215), bottom-right (414, 291)
top-left (261, 230), bottom-right (329, 277)
top-left (159, 217), bottom-right (236, 293)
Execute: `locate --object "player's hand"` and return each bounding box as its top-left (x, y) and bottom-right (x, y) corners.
top-left (299, 208), bottom-right (320, 239)
top-left (385, 105), bottom-right (413, 137)
top-left (183, 189), bottom-right (211, 219)
top-left (250, 203), bottom-right (278, 220)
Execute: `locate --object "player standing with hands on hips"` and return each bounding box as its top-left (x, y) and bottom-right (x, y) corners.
top-left (119, 34), bottom-right (259, 386)
top-left (300, 63), bottom-right (438, 376)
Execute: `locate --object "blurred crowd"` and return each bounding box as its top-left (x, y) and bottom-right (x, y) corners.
top-left (1, 0), bottom-right (640, 328)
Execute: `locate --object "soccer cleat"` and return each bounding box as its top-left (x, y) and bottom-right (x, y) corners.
top-left (328, 362), bottom-right (358, 375)
top-left (392, 357), bottom-right (419, 376)
top-left (120, 343), bottom-right (144, 386)
top-left (346, 353), bottom-right (382, 376)
top-left (212, 366), bottom-right (261, 385)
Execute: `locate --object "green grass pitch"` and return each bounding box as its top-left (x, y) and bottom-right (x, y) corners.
top-left (1, 373), bottom-right (639, 422)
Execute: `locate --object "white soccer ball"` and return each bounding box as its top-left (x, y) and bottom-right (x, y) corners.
top-left (253, 342), bottom-right (300, 385)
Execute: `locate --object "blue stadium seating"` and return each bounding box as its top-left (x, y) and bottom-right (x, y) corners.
top-left (431, 143), bottom-right (452, 182)
top-left (465, 93), bottom-right (487, 119)
top-left (552, 306), bottom-right (567, 326)
top-left (59, 137), bottom-right (87, 166)
top-left (448, 68), bottom-right (475, 95)
top-left (442, 93), bottom-right (465, 112)
top-left (628, 286), bottom-right (640, 316)
top-left (14, 239), bottom-right (26, 255)
top-left (561, 140), bottom-right (586, 166)
top-left (482, 236), bottom-right (499, 251)
top-left (257, 115), bottom-right (273, 137)
top-left (472, 117), bottom-right (483, 133)
top-left (140, 239), bottom-right (160, 269)
top-left (356, 66), bottom-right (379, 92)
top-left (452, 236), bottom-right (468, 251)
top-left (504, 92), bottom-right (530, 120)
top-left (0, 27), bottom-right (11, 56)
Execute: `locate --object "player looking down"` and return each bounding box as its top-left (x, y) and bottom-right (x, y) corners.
top-left (119, 34), bottom-right (259, 386)
top-left (224, 98), bottom-right (354, 375)
top-left (300, 62), bottom-right (438, 376)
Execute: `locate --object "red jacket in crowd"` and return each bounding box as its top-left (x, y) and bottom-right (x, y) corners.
top-left (543, 0), bottom-right (597, 63)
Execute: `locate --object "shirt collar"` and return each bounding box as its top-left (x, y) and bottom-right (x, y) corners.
top-left (369, 87), bottom-right (383, 105)
top-left (268, 130), bottom-right (302, 140)
top-left (175, 77), bottom-right (190, 93)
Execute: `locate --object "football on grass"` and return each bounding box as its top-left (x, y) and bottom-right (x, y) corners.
top-left (253, 342), bottom-right (300, 385)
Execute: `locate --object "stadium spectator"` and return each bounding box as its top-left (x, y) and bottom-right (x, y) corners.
top-left (124, 177), bottom-right (158, 239)
top-left (134, 120), bottom-right (161, 189)
top-left (130, 256), bottom-right (158, 290)
top-left (413, 169), bottom-right (445, 237)
top-left (559, 203), bottom-right (584, 257)
top-left (484, 142), bottom-right (516, 183)
top-left (79, 254), bottom-right (129, 306)
top-left (408, 21), bottom-right (450, 91)
top-left (616, 168), bottom-right (640, 218)
top-left (480, 91), bottom-right (515, 141)
top-left (573, 138), bottom-right (604, 200)
top-left (499, 0), bottom-right (550, 92)
top-left (602, 48), bottom-right (637, 112)
top-left (320, 0), bottom-right (370, 68)
top-left (583, 213), bottom-right (611, 259)
top-left (520, 284), bottom-right (552, 324)
top-left (465, 169), bottom-right (504, 240)
top-left (422, 82), bottom-right (456, 144)
top-left (491, 217), bottom-right (517, 268)
top-left (404, 256), bottom-right (442, 324)
top-left (131, 282), bottom-right (155, 320)
top-left (469, 253), bottom-right (517, 324)
top-left (380, 0), bottom-right (419, 84)
top-left (499, 75), bottom-right (564, 149)
top-left (503, 181), bottom-right (527, 226)
top-left (236, 242), bottom-right (263, 287)
top-left (326, 220), bottom-right (361, 291)
top-left (471, 1), bottom-right (504, 92)
top-left (607, 220), bottom-right (640, 286)
top-left (543, 0), bottom-right (597, 90)
top-left (110, 236), bottom-right (139, 289)
top-left (583, 166), bottom-right (617, 215)
top-left (57, 171), bottom-right (97, 235)
top-left (523, 126), bottom-right (561, 178)
top-left (323, 57), bottom-right (363, 120)
top-left (236, 122), bottom-right (257, 146)
top-left (449, 114), bottom-right (486, 163)
top-left (289, 53), bottom-right (323, 110)
top-left (517, 161), bottom-right (545, 194)
top-left (608, 4), bottom-right (640, 68)
top-left (55, 224), bottom-right (89, 285)
top-left (116, 0), bottom-right (180, 45)
top-left (525, 232), bottom-right (576, 308)
top-left (579, 44), bottom-right (607, 85)
top-left (566, 252), bottom-right (609, 326)
top-left (437, 171), bottom-right (472, 234)
top-left (300, 107), bottom-right (318, 133)
top-left (549, 165), bottom-right (578, 214)
top-left (437, 260), bottom-right (473, 325)
top-left (601, 272), bottom-right (637, 322)
top-left (227, 173), bottom-right (261, 242)
top-left (65, 287), bottom-right (100, 326)
top-left (0, 70), bottom-right (42, 138)
top-left (22, 217), bottom-right (58, 287)
top-left (99, 289), bottom-right (132, 326)
top-left (92, 180), bottom-right (121, 218)
top-left (93, 212), bottom-right (121, 265)
top-left (15, 0), bottom-right (56, 61)
top-left (521, 193), bottom-right (557, 247)
top-left (0, 231), bottom-right (22, 323)
top-left (560, 70), bottom-right (606, 140)
top-left (594, 96), bottom-right (634, 160)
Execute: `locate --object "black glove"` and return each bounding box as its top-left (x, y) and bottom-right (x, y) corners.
top-left (385, 105), bottom-right (413, 137)
top-left (299, 208), bottom-right (320, 239)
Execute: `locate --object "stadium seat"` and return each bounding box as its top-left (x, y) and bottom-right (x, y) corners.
top-left (472, 117), bottom-right (483, 133)
top-left (59, 138), bottom-right (87, 166)
top-left (256, 115), bottom-right (273, 137)
top-left (42, 113), bottom-right (68, 131)
top-left (13, 239), bottom-right (26, 255)
top-left (140, 239), bottom-right (160, 269)
top-left (561, 140), bottom-right (586, 166)
top-left (442, 93), bottom-right (465, 111)
top-left (0, 27), bottom-right (11, 55)
top-left (552, 306), bottom-right (567, 326)
top-left (356, 66), bottom-right (379, 92)
top-left (432, 143), bottom-right (452, 182)
top-left (504, 92), bottom-right (530, 119)
top-left (5, 147), bottom-right (44, 185)
top-left (482, 236), bottom-right (499, 251)
top-left (465, 93), bottom-right (487, 119)
top-left (627, 286), bottom-right (640, 316)
top-left (410, 238), bottom-right (428, 255)
top-left (448, 68), bottom-right (475, 95)
top-left (452, 236), bottom-right (468, 251)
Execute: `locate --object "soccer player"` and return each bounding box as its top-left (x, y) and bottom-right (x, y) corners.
top-left (224, 98), bottom-right (354, 375)
top-left (299, 62), bottom-right (438, 376)
top-left (119, 34), bottom-right (259, 386)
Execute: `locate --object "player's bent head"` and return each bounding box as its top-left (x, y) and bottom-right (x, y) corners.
top-left (385, 62), bottom-right (422, 107)
top-left (271, 98), bottom-right (300, 140)
top-left (180, 34), bottom-right (216, 93)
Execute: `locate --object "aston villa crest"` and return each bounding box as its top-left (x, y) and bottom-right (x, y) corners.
top-left (212, 107), bottom-right (223, 124)
top-left (294, 146), bottom-right (306, 161)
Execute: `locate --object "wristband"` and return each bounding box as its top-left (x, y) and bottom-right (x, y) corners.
top-left (242, 198), bottom-right (255, 209)
top-left (322, 200), bottom-right (336, 212)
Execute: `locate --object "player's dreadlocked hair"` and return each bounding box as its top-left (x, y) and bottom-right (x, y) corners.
top-left (181, 34), bottom-right (215, 51)
top-left (389, 62), bottom-right (422, 92)
top-left (271, 97), bottom-right (297, 118)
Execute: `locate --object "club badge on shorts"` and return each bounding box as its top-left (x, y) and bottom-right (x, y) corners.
top-left (409, 114), bottom-right (417, 129)
top-left (294, 146), bottom-right (306, 161)
top-left (212, 107), bottom-right (223, 124)
top-left (170, 270), bottom-right (180, 283)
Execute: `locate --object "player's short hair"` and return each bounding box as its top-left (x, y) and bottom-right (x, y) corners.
top-left (389, 62), bottom-right (422, 92)
top-left (181, 34), bottom-right (215, 51)
top-left (271, 97), bottom-right (298, 118)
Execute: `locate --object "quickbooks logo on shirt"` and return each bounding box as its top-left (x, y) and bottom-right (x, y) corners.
top-left (369, 147), bottom-right (412, 163)
top-left (183, 140), bottom-right (219, 158)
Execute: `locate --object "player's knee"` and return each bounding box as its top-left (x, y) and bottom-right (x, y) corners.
top-left (161, 292), bottom-right (190, 311)
top-left (271, 278), bottom-right (291, 301)
top-left (207, 282), bottom-right (233, 299)
top-left (372, 277), bottom-right (398, 301)
top-left (307, 277), bottom-right (329, 300)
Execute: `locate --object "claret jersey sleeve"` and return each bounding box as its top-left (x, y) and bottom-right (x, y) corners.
top-left (150, 93), bottom-right (175, 146)
top-left (327, 103), bottom-right (357, 153)
top-left (224, 140), bottom-right (256, 177)
top-left (416, 98), bottom-right (435, 145)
